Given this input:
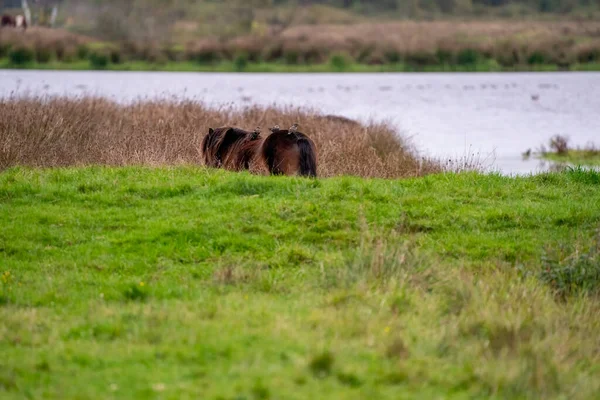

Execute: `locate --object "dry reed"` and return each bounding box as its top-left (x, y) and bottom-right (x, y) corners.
top-left (0, 96), bottom-right (441, 178)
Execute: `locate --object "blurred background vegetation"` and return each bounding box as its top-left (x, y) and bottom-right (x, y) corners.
top-left (19, 0), bottom-right (600, 39)
top-left (1, 0), bottom-right (600, 70)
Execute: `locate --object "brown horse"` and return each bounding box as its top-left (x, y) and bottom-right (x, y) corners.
top-left (202, 125), bottom-right (317, 177)
top-left (201, 126), bottom-right (260, 171)
top-left (261, 127), bottom-right (317, 177)
top-left (1, 15), bottom-right (16, 28)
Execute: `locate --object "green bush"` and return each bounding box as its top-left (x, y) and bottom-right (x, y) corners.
top-left (539, 244), bottom-right (600, 298)
top-left (89, 51), bottom-right (109, 69)
top-left (233, 53), bottom-right (248, 71)
top-left (109, 49), bottom-right (122, 64)
top-left (8, 46), bottom-right (34, 65)
top-left (519, 239), bottom-right (600, 299)
top-left (527, 51), bottom-right (546, 65)
top-left (457, 48), bottom-right (479, 66)
top-left (435, 48), bottom-right (454, 65)
top-left (329, 53), bottom-right (350, 71)
top-left (384, 50), bottom-right (402, 64)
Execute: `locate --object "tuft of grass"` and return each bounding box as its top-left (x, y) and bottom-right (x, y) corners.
top-left (233, 52), bottom-right (249, 71)
top-left (329, 53), bottom-right (350, 71)
top-left (538, 240), bottom-right (600, 298)
top-left (89, 51), bottom-right (110, 69)
top-left (123, 283), bottom-right (148, 301)
top-left (309, 351), bottom-right (335, 378)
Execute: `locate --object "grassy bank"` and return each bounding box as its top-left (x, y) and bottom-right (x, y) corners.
top-left (2, 21), bottom-right (600, 73)
top-left (3, 58), bottom-right (600, 72)
top-left (1, 166), bottom-right (600, 398)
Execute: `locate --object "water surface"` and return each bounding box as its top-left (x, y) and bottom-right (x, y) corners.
top-left (2, 70), bottom-right (599, 174)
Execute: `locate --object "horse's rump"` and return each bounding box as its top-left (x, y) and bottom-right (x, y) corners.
top-left (262, 130), bottom-right (317, 177)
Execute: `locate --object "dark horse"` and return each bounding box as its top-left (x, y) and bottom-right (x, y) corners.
top-left (261, 127), bottom-right (317, 177)
top-left (201, 125), bottom-right (317, 177)
top-left (201, 126), bottom-right (259, 170)
top-left (1, 15), bottom-right (16, 28)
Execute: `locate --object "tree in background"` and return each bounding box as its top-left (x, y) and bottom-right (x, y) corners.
top-left (31, 0), bottom-right (62, 26)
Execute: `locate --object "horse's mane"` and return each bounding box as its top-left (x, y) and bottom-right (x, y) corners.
top-left (202, 126), bottom-right (230, 167)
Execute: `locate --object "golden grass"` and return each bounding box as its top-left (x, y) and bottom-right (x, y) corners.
top-left (0, 96), bottom-right (441, 178)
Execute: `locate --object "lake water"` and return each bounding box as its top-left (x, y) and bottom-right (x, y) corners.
top-left (1, 70), bottom-right (599, 175)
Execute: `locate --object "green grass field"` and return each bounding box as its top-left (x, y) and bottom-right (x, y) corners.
top-left (1, 166), bottom-right (600, 399)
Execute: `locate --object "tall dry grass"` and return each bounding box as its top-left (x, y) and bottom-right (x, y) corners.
top-left (0, 96), bottom-right (441, 178)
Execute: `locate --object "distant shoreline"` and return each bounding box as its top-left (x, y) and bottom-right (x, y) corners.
top-left (2, 59), bottom-right (600, 73)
